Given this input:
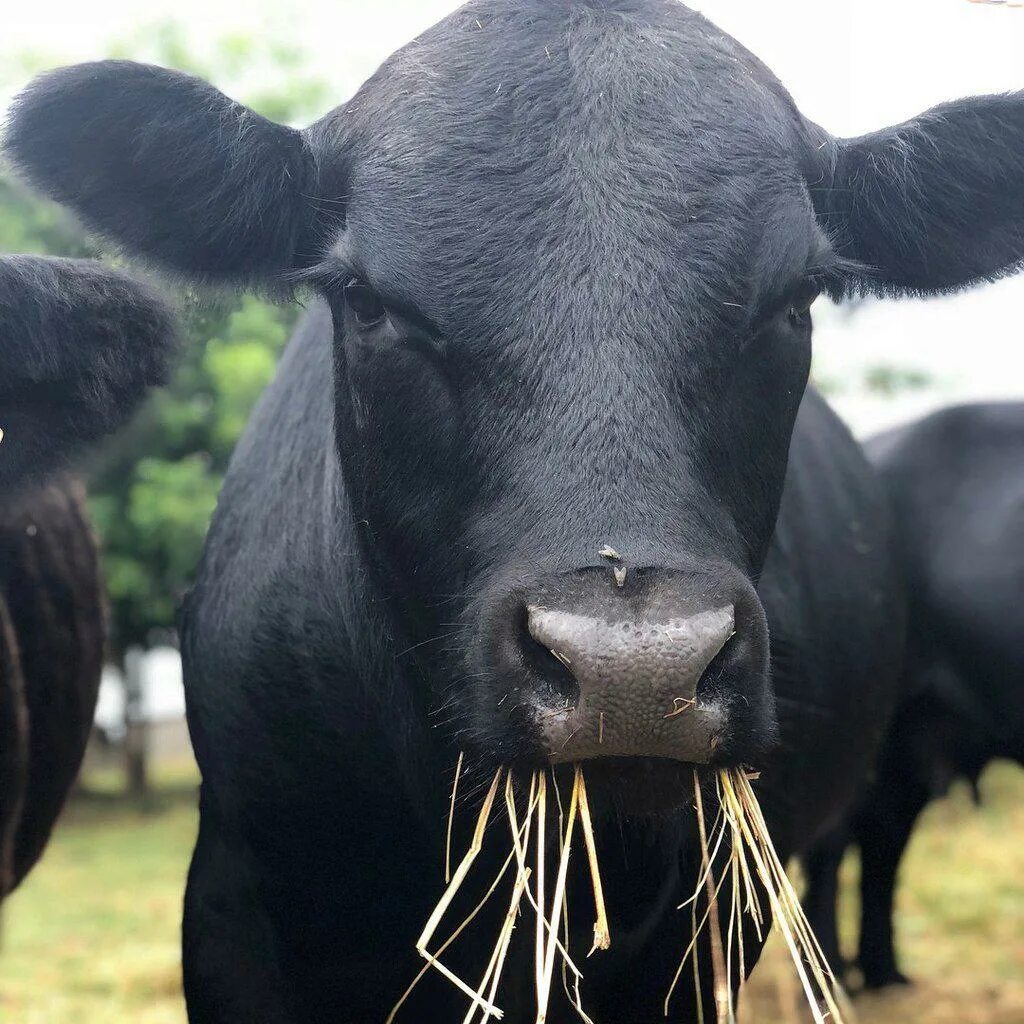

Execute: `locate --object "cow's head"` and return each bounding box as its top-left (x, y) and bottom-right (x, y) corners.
top-left (8, 1), bottom-right (1024, 810)
top-left (0, 256), bottom-right (176, 494)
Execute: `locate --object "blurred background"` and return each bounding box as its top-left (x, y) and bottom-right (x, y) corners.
top-left (0, 1), bottom-right (1021, 1022)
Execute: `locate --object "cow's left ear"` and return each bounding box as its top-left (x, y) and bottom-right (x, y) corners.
top-left (4, 61), bottom-right (318, 288)
top-left (0, 256), bottom-right (178, 493)
top-left (812, 93), bottom-right (1024, 295)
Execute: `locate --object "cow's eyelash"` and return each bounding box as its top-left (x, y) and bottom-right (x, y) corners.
top-left (295, 258), bottom-right (444, 340)
top-left (289, 255), bottom-right (360, 292)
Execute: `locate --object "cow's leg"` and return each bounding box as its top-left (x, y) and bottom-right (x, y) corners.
top-left (183, 793), bottom-right (292, 1024)
top-left (801, 823), bottom-right (850, 981)
top-left (856, 777), bottom-right (929, 989)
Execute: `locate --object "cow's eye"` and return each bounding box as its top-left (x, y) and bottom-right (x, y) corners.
top-left (787, 280), bottom-right (821, 328)
top-left (344, 277), bottom-right (387, 327)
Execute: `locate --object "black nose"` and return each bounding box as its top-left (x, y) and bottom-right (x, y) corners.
top-left (509, 566), bottom-right (765, 764)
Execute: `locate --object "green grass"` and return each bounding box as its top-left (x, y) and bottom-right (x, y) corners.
top-left (747, 760), bottom-right (1024, 1024)
top-left (0, 762), bottom-right (199, 1024)
top-left (1, 759), bottom-right (1021, 1023)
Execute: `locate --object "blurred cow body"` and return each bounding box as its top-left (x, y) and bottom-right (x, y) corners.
top-left (0, 478), bottom-right (103, 897)
top-left (804, 402), bottom-right (1024, 989)
top-left (0, 255), bottom-right (175, 899)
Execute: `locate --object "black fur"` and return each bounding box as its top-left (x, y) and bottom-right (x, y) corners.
top-left (4, 61), bottom-right (318, 285)
top-left (0, 478), bottom-right (104, 900)
top-left (0, 255), bottom-right (176, 901)
top-left (814, 94), bottom-right (1024, 295)
top-left (804, 402), bottom-right (1024, 990)
top-left (8, 1), bottom-right (1021, 1019)
top-left (0, 255), bottom-right (177, 493)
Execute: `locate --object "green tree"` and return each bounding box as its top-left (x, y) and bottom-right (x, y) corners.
top-left (86, 296), bottom-right (295, 648)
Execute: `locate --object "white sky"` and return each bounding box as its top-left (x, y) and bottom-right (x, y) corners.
top-left (3, 0), bottom-right (1024, 434)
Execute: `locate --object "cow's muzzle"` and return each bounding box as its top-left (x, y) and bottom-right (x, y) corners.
top-left (495, 565), bottom-right (770, 767)
top-left (527, 603), bottom-right (734, 763)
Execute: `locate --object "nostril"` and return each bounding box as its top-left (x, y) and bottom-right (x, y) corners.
top-left (694, 630), bottom-right (736, 699)
top-left (516, 605), bottom-right (579, 706)
top-left (693, 592), bottom-right (765, 703)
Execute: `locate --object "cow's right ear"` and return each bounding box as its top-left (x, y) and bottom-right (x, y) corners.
top-left (4, 61), bottom-right (317, 287)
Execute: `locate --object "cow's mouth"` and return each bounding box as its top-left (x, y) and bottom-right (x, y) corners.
top-left (560, 757), bottom-right (702, 817)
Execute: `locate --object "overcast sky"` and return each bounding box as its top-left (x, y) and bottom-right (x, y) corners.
top-left (3, 0), bottom-right (1023, 434)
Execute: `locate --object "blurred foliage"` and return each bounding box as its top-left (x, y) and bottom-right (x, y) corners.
top-left (84, 295), bottom-right (295, 647)
top-left (0, 177), bottom-right (96, 257)
top-left (106, 22), bottom-right (333, 126)
top-left (863, 364), bottom-right (934, 397)
top-left (0, 24), bottom-right (329, 652)
top-left (814, 363), bottom-right (934, 399)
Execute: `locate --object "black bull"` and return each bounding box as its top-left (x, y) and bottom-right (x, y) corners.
top-left (803, 402), bottom-right (1024, 990)
top-left (0, 255), bottom-right (176, 900)
top-left (5, 1), bottom-right (1024, 1020)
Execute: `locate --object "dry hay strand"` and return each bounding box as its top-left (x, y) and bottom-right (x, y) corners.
top-left (393, 762), bottom-right (608, 1024)
top-left (397, 760), bottom-right (851, 1024)
top-left (666, 768), bottom-right (855, 1024)
top-left (576, 765), bottom-right (610, 956)
top-left (446, 750), bottom-right (465, 884)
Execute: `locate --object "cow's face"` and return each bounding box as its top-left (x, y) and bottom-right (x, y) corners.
top-left (10, 1), bottom-right (1024, 810)
top-left (311, 7), bottom-right (832, 795)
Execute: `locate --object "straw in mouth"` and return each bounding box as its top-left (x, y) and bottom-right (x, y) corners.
top-left (391, 760), bottom-right (853, 1024)
top-left (389, 764), bottom-right (608, 1023)
top-left (665, 769), bottom-right (854, 1024)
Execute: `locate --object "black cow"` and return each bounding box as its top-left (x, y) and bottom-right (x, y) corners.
top-left (6, 2), bottom-right (1023, 1020)
top-left (0, 255), bottom-right (176, 899)
top-left (804, 402), bottom-right (1024, 990)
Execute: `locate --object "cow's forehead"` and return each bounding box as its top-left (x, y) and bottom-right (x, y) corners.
top-left (312, 0), bottom-right (814, 322)
top-left (333, 0), bottom-right (803, 162)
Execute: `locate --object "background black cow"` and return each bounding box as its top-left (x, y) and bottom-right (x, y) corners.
top-left (5, 1), bottom-right (1024, 1021)
top-left (804, 401), bottom-right (1024, 990)
top-left (0, 479), bottom-right (103, 901)
top-left (0, 255), bottom-right (176, 900)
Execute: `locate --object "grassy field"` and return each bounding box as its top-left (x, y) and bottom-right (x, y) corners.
top-left (0, 760), bottom-right (1021, 1023)
top-left (746, 760), bottom-right (1024, 1024)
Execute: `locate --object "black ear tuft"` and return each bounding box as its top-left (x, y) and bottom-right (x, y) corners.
top-left (813, 93), bottom-right (1024, 296)
top-left (3, 61), bottom-right (317, 285)
top-left (0, 255), bottom-right (179, 493)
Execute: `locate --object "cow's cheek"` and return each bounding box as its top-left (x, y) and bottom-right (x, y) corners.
top-left (700, 329), bottom-right (811, 568)
top-left (344, 347), bottom-right (469, 558)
